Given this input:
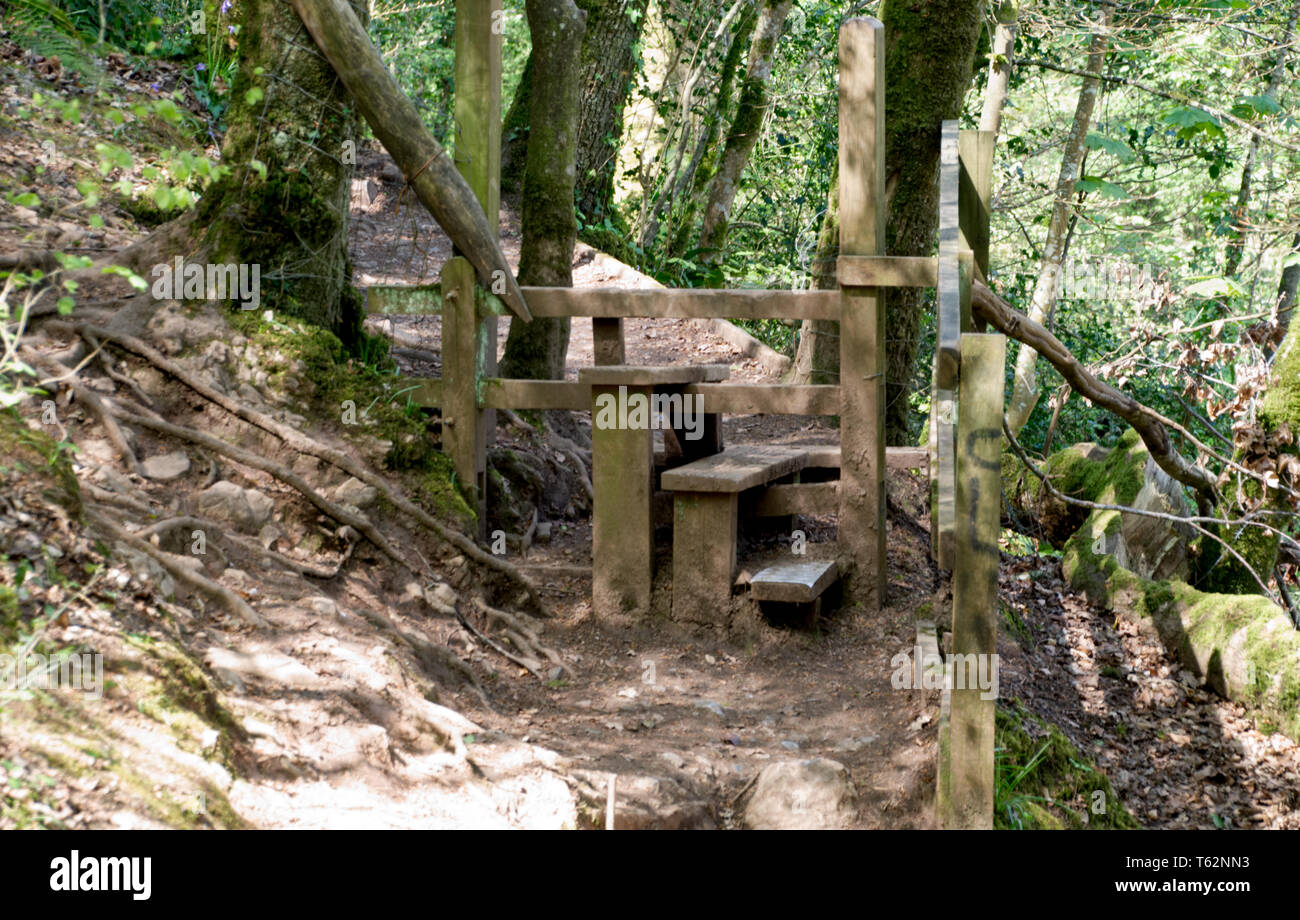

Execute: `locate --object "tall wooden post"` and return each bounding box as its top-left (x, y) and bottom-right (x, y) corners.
top-left (958, 129), bottom-right (994, 281)
top-left (837, 17), bottom-right (887, 612)
top-left (941, 332), bottom-right (1004, 829)
top-left (932, 121), bottom-right (961, 569)
top-left (453, 0), bottom-right (502, 534)
top-left (442, 257), bottom-right (489, 539)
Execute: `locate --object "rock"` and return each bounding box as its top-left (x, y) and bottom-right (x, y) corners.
top-left (331, 476), bottom-right (378, 510)
top-left (306, 596), bottom-right (338, 618)
top-left (660, 752), bottom-right (686, 769)
top-left (1120, 456), bottom-right (1193, 581)
top-left (743, 758), bottom-right (856, 830)
top-left (196, 481), bottom-right (275, 531)
top-left (694, 700), bottom-right (725, 718)
top-left (425, 581), bottom-right (458, 615)
top-left (535, 521), bottom-right (552, 544)
top-left (204, 646), bottom-right (324, 690)
top-left (141, 450), bottom-right (191, 481)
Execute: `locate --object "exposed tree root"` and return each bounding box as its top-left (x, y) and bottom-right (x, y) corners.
top-left (85, 507), bottom-right (267, 627)
top-left (137, 515), bottom-right (353, 579)
top-left (55, 322), bottom-right (550, 616)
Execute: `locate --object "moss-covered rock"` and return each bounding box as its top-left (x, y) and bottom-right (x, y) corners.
top-left (1063, 490), bottom-right (1300, 741)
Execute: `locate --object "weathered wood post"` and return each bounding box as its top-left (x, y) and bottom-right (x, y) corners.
top-left (941, 332), bottom-right (1004, 829)
top-left (932, 122), bottom-right (961, 569)
top-left (441, 257), bottom-right (488, 539)
top-left (837, 17), bottom-right (887, 612)
top-left (958, 129), bottom-right (994, 281)
top-left (450, 0), bottom-right (502, 538)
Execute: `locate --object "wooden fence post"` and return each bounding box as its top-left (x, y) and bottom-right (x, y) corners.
top-left (941, 331), bottom-right (1005, 829)
top-left (442, 256), bottom-right (488, 540)
top-left (837, 17), bottom-right (887, 612)
top-left (454, 0), bottom-right (502, 523)
top-left (932, 121), bottom-right (961, 569)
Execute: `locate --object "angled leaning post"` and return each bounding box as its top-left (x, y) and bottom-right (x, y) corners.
top-left (837, 16), bottom-right (888, 614)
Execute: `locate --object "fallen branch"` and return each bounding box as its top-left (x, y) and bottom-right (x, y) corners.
top-left (971, 280), bottom-right (1218, 510)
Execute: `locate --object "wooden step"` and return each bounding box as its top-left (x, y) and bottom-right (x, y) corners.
top-left (661, 445), bottom-right (807, 493)
top-left (749, 559), bottom-right (839, 604)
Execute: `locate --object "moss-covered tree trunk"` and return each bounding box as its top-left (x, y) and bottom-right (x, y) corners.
top-left (502, 0), bottom-right (647, 228)
top-left (878, 0), bottom-right (984, 444)
top-left (573, 0), bottom-right (650, 222)
top-left (694, 0), bottom-right (791, 272)
top-left (187, 0), bottom-right (367, 343)
top-left (498, 0), bottom-right (587, 381)
top-left (1203, 312), bottom-right (1300, 593)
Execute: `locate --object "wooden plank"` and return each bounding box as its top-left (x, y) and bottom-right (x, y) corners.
top-left (454, 0), bottom-right (501, 232)
top-left (441, 257), bottom-right (486, 537)
top-left (683, 383), bottom-right (840, 416)
top-left (935, 389), bottom-right (956, 569)
top-left (592, 317), bottom-right (625, 365)
top-left (480, 379), bottom-right (588, 410)
top-left (837, 16), bottom-right (887, 613)
top-left (578, 364), bottom-right (729, 386)
top-left (942, 332), bottom-right (1006, 830)
top-left (753, 481), bottom-right (839, 516)
top-left (750, 559), bottom-right (838, 604)
top-left (958, 129), bottom-right (994, 280)
top-left (592, 384), bottom-right (654, 618)
top-left (365, 284), bottom-right (442, 315)
top-left (837, 255), bottom-right (937, 288)
top-left (455, 0), bottom-right (502, 451)
top-left (519, 287), bottom-right (841, 321)
top-left (661, 445), bottom-right (807, 493)
top-left (791, 445), bottom-right (927, 470)
top-left (671, 492), bottom-right (738, 625)
top-left (936, 120), bottom-right (961, 390)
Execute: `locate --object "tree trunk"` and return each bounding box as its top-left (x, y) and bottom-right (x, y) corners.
top-left (1005, 2), bottom-right (1111, 437)
top-left (499, 0), bottom-right (587, 381)
top-left (500, 53), bottom-right (533, 197)
top-left (182, 0), bottom-right (368, 343)
top-left (790, 163), bottom-right (840, 385)
top-left (573, 0), bottom-right (650, 223)
top-left (1222, 0), bottom-right (1300, 280)
top-left (1275, 232), bottom-right (1300, 348)
top-left (980, 0), bottom-right (1019, 136)
top-left (290, 0), bottom-right (529, 322)
top-left (502, 0), bottom-right (648, 225)
top-left (878, 0), bottom-right (986, 444)
top-left (663, 0), bottom-right (755, 260)
top-left (638, 0), bottom-right (752, 255)
top-left (695, 0), bottom-right (792, 271)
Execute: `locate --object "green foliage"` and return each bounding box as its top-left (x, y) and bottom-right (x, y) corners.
top-left (995, 701), bottom-right (1139, 829)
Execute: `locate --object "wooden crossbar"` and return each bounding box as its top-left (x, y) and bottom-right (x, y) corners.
top-left (519, 287), bottom-right (841, 321)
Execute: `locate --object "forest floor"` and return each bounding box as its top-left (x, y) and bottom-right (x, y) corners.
top-left (0, 44), bottom-right (1297, 829)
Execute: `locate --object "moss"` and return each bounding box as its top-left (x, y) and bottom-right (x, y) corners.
top-left (124, 635), bottom-right (244, 770)
top-left (1063, 502), bottom-right (1300, 741)
top-left (995, 700), bottom-right (1139, 830)
top-left (0, 408), bottom-right (82, 516)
